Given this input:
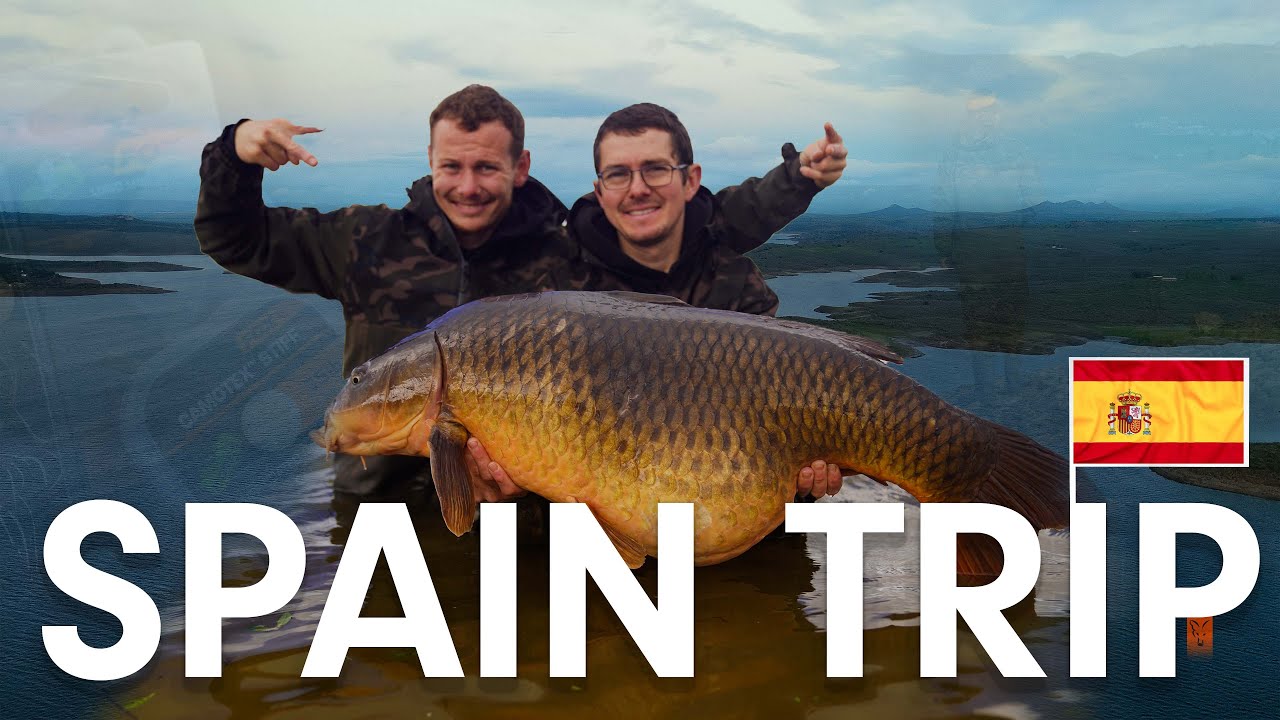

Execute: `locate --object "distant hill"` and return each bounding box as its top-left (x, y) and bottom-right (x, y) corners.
top-left (0, 212), bottom-right (198, 255)
top-left (6, 202), bottom-right (1277, 257)
top-left (862, 204), bottom-right (934, 219)
top-left (775, 200), bottom-right (1279, 241)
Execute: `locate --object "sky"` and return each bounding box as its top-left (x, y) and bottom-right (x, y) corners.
top-left (1, 0), bottom-right (1277, 216)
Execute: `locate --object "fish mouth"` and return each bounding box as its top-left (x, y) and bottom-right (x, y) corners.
top-left (310, 423), bottom-right (370, 454)
top-left (312, 399), bottom-right (434, 457)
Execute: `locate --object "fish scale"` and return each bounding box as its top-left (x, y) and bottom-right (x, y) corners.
top-left (319, 291), bottom-right (1068, 571)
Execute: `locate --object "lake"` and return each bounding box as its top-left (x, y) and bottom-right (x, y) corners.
top-left (2, 257), bottom-right (1276, 718)
top-left (769, 268), bottom-right (950, 318)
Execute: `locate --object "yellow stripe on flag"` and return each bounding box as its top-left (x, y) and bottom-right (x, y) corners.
top-left (1073, 380), bottom-right (1245, 444)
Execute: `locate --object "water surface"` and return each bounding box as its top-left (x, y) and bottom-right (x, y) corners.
top-left (3, 258), bottom-right (1276, 719)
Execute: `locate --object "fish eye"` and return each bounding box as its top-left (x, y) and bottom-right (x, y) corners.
top-left (350, 374), bottom-right (361, 385)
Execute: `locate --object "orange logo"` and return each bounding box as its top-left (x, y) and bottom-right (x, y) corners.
top-left (1187, 617), bottom-right (1213, 656)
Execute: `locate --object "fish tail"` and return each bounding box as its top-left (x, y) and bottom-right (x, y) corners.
top-left (957, 424), bottom-right (1069, 577)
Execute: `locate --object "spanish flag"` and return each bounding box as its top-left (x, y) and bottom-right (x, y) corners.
top-left (1071, 358), bottom-right (1248, 465)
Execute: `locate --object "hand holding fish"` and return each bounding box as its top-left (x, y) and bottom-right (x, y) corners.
top-left (798, 122), bottom-right (848, 189)
top-left (466, 437), bottom-right (526, 502)
top-left (234, 118), bottom-right (322, 171)
top-left (797, 459), bottom-right (844, 498)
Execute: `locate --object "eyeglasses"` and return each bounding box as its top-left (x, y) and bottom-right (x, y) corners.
top-left (596, 163), bottom-right (689, 191)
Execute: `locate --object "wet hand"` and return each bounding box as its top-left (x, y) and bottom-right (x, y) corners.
top-left (798, 122), bottom-right (848, 189)
top-left (466, 437), bottom-right (527, 502)
top-left (234, 118), bottom-right (322, 171)
top-left (796, 459), bottom-right (844, 498)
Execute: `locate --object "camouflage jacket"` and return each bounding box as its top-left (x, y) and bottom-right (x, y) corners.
top-left (195, 122), bottom-right (584, 375)
top-left (196, 123), bottom-right (816, 374)
top-left (570, 143), bottom-right (820, 316)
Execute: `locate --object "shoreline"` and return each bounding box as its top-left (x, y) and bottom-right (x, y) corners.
top-left (0, 255), bottom-right (197, 296)
top-left (751, 221), bottom-right (1280, 357)
top-left (1152, 443), bottom-right (1280, 501)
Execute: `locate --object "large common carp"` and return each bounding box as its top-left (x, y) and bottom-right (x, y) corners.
top-left (316, 291), bottom-right (1067, 573)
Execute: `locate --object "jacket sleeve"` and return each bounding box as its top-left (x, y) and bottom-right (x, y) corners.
top-left (194, 121), bottom-right (354, 300)
top-left (733, 259), bottom-right (781, 317)
top-left (712, 142), bottom-right (821, 255)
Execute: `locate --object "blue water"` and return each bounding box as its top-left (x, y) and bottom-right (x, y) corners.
top-left (769, 267), bottom-right (951, 318)
top-left (2, 258), bottom-right (1277, 718)
top-left (2, 255), bottom-right (345, 717)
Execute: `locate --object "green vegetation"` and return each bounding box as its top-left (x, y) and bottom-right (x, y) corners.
top-left (0, 212), bottom-right (198, 254)
top-left (750, 218), bottom-right (1280, 354)
top-left (0, 255), bottom-right (195, 296)
top-left (751, 234), bottom-right (940, 277)
top-left (1154, 444), bottom-right (1280, 500)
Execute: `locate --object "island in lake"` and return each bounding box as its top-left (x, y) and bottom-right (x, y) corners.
top-left (1154, 443), bottom-right (1280, 500)
top-left (0, 255), bottom-right (200, 296)
top-left (1, 211), bottom-right (198, 255)
top-left (750, 208), bottom-right (1280, 358)
top-left (748, 204), bottom-right (1279, 501)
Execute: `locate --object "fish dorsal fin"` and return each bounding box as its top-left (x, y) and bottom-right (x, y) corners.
top-left (600, 291), bottom-right (691, 306)
top-left (587, 505), bottom-right (648, 569)
top-left (770, 319), bottom-right (904, 365)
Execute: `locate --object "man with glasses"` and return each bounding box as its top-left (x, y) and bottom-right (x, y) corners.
top-left (572, 103), bottom-right (847, 316)
top-left (467, 102), bottom-right (851, 503)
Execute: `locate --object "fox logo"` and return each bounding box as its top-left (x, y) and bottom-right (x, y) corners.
top-left (1187, 617), bottom-right (1213, 655)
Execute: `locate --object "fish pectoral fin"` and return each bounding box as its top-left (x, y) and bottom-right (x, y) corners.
top-left (428, 415), bottom-right (476, 537)
top-left (587, 507), bottom-right (648, 570)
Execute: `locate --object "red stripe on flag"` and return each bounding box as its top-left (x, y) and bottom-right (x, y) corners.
top-left (1072, 442), bottom-right (1245, 465)
top-left (1073, 359), bottom-right (1244, 382)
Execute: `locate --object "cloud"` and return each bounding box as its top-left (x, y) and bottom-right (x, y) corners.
top-left (503, 89), bottom-right (624, 119)
top-left (700, 135), bottom-right (766, 159)
top-left (0, 34), bottom-right (50, 53)
top-left (0, 2), bottom-right (1276, 213)
top-left (1204, 154), bottom-right (1280, 172)
top-left (817, 49), bottom-right (1059, 104)
top-left (690, 0), bottom-right (823, 37)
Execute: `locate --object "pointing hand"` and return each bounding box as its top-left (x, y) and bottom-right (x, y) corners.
top-left (233, 118), bottom-right (322, 172)
top-left (798, 122), bottom-right (848, 189)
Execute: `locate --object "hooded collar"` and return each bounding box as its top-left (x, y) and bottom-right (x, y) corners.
top-left (403, 175), bottom-right (568, 263)
top-left (569, 186), bottom-right (716, 293)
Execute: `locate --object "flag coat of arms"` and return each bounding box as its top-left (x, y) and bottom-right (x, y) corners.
top-left (1070, 358), bottom-right (1248, 466)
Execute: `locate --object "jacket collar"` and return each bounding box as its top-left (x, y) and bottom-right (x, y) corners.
top-left (404, 175), bottom-right (569, 262)
top-left (568, 187), bottom-right (716, 292)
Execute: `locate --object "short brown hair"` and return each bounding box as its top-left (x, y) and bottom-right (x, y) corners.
top-left (429, 85), bottom-right (525, 160)
top-left (593, 103), bottom-right (693, 172)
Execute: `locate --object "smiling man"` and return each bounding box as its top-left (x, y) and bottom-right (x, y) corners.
top-left (570, 103), bottom-right (847, 315)
top-left (196, 86), bottom-right (574, 380)
top-left (196, 86), bottom-right (846, 499)
top-left (466, 103), bottom-right (853, 503)
top-left (195, 85), bottom-right (580, 495)
top-left (581, 104), bottom-right (853, 497)
top-left (429, 110), bottom-right (530, 250)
